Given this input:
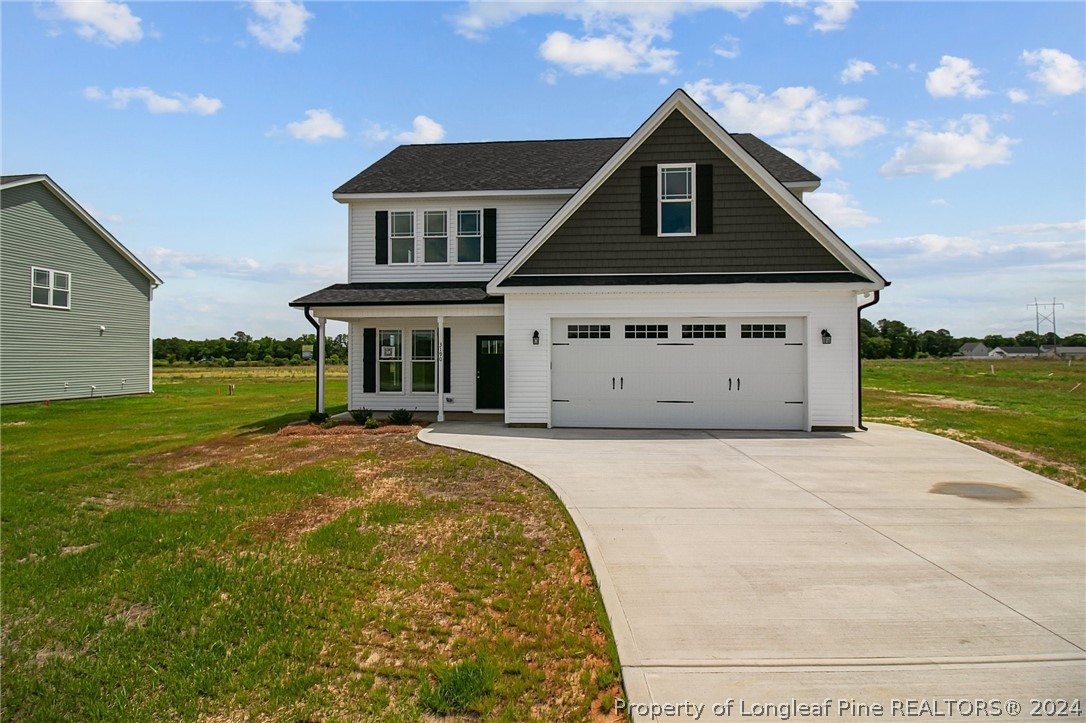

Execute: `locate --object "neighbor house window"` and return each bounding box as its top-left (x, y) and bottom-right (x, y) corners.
top-left (411, 330), bottom-right (436, 392)
top-left (457, 210), bottom-right (482, 263)
top-left (31, 268), bottom-right (71, 309)
top-left (379, 330), bottom-right (403, 391)
top-left (423, 211), bottom-right (448, 264)
top-left (659, 164), bottom-right (695, 236)
top-left (390, 212), bottom-right (415, 264)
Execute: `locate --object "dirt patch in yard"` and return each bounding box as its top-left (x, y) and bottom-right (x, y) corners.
top-left (893, 393), bottom-right (1000, 410)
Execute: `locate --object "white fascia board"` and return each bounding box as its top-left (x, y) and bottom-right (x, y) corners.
top-left (309, 304), bottom-right (505, 321)
top-left (333, 189), bottom-right (577, 203)
top-left (487, 88), bottom-right (886, 293)
top-left (783, 180), bottom-right (821, 192)
top-left (494, 282), bottom-right (884, 297)
top-left (4, 175), bottom-right (164, 287)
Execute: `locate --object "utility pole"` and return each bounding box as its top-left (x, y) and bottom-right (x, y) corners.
top-left (1027, 297), bottom-right (1064, 340)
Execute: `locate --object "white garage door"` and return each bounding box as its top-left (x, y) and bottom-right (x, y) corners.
top-left (551, 317), bottom-right (806, 429)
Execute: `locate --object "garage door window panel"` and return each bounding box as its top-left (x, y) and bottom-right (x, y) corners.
top-left (741, 323), bottom-right (787, 339)
top-left (568, 324), bottom-right (611, 340)
top-left (625, 324), bottom-right (668, 339)
top-left (682, 324), bottom-right (726, 339)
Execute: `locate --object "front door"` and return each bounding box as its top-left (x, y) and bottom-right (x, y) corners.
top-left (475, 335), bottom-right (504, 409)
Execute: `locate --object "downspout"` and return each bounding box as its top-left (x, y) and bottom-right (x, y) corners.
top-left (303, 305), bottom-right (322, 413)
top-left (856, 290), bottom-right (881, 431)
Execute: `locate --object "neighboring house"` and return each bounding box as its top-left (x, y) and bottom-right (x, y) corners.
top-left (955, 342), bottom-right (989, 358)
top-left (988, 346), bottom-right (1040, 358)
top-left (1, 175), bottom-right (162, 404)
top-left (1041, 345), bottom-right (1086, 359)
top-left (291, 89), bottom-right (888, 430)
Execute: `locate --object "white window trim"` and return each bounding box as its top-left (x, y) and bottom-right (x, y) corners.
top-left (388, 210), bottom-right (417, 266)
top-left (658, 163), bottom-right (696, 237)
top-left (455, 209), bottom-right (484, 265)
top-left (378, 328), bottom-right (405, 393)
top-left (410, 328), bottom-right (438, 394)
top-left (30, 267), bottom-right (72, 310)
top-left (422, 210), bottom-right (451, 265)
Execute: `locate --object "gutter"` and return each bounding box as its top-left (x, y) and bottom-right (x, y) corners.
top-left (302, 305), bottom-right (321, 413)
top-left (856, 290), bottom-right (881, 431)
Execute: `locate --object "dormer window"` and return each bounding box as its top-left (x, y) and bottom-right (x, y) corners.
top-left (658, 163), bottom-right (695, 236)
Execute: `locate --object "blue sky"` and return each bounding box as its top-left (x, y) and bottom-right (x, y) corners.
top-left (3, 1), bottom-right (1084, 340)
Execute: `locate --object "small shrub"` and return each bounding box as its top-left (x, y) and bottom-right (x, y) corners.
top-left (418, 655), bottom-right (496, 715)
top-left (308, 411), bottom-right (329, 424)
top-left (364, 417), bottom-right (381, 429)
top-left (387, 408), bottom-right (415, 425)
top-left (320, 418), bottom-right (337, 429)
top-left (349, 408), bottom-right (373, 424)
top-left (263, 354), bottom-right (274, 364)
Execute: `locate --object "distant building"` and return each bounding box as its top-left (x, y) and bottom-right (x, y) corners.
top-left (988, 346), bottom-right (1040, 358)
top-left (1040, 345), bottom-right (1086, 360)
top-left (1, 174), bottom-right (162, 404)
top-left (955, 342), bottom-right (989, 358)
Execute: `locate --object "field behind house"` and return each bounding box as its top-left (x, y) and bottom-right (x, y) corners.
top-left (1, 367), bottom-right (621, 722)
top-left (863, 358), bottom-right (1086, 489)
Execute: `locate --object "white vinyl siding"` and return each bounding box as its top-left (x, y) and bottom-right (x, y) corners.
top-left (502, 289), bottom-right (859, 429)
top-left (348, 195), bottom-right (569, 282)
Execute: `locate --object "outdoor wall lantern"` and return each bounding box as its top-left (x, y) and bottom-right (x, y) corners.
top-left (99, 325), bottom-right (106, 335)
top-left (532, 330), bottom-right (540, 345)
top-left (821, 329), bottom-right (832, 345)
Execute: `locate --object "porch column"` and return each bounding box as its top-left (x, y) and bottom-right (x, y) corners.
top-left (316, 317), bottom-right (326, 414)
top-left (436, 316), bottom-right (445, 422)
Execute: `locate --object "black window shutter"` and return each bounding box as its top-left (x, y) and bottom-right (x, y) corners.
top-left (375, 211), bottom-right (389, 265)
top-left (363, 327), bottom-right (376, 393)
top-left (640, 166), bottom-right (656, 235)
top-left (696, 164), bottom-right (714, 234)
top-left (442, 327), bottom-right (452, 392)
top-left (483, 208), bottom-right (497, 263)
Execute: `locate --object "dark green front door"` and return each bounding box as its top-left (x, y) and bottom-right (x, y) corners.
top-left (476, 336), bottom-right (504, 409)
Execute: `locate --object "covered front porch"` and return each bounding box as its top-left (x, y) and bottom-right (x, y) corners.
top-left (290, 282), bottom-right (505, 421)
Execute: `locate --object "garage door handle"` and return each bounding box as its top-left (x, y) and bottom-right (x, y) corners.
top-left (612, 376), bottom-right (615, 390)
top-left (728, 377), bottom-right (732, 391)
top-left (620, 377), bottom-right (624, 390)
top-left (737, 377), bottom-right (741, 391)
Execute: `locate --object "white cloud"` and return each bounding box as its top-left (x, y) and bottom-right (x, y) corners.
top-left (541, 69), bottom-right (559, 85)
top-left (777, 146), bottom-right (840, 175)
top-left (1006, 88), bottom-right (1030, 103)
top-left (141, 246), bottom-right (341, 284)
top-left (1021, 48), bottom-right (1086, 96)
top-left (47, 0), bottom-right (143, 46)
top-left (395, 115), bottom-right (446, 144)
top-left (929, 198), bottom-right (950, 207)
top-left (82, 203), bottom-right (124, 225)
top-left (276, 109), bottom-right (346, 142)
top-left (246, 0), bottom-right (312, 52)
top-left (926, 55), bottom-right (989, 98)
top-left (805, 191), bottom-right (878, 228)
top-left (686, 80), bottom-right (886, 149)
top-left (880, 115), bottom-right (1016, 179)
top-left (83, 86), bottom-right (223, 115)
top-left (713, 34), bottom-right (740, 60)
top-left (361, 122), bottom-right (392, 143)
top-left (840, 59), bottom-right (876, 84)
top-left (539, 30), bottom-right (677, 76)
top-left (812, 0), bottom-right (856, 31)
top-left (783, 13), bottom-right (803, 25)
top-left (991, 220), bottom-right (1086, 236)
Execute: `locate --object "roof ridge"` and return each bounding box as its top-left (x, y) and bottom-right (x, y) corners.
top-left (393, 137), bottom-right (628, 149)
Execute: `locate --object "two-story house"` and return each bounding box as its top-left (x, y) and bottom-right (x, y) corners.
top-left (1, 174), bottom-right (162, 404)
top-left (291, 89), bottom-right (887, 430)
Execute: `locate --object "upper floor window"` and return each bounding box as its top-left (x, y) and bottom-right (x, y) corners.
top-left (659, 164), bottom-right (695, 236)
top-left (31, 267), bottom-right (71, 309)
top-left (423, 211), bottom-right (448, 264)
top-left (457, 210), bottom-right (482, 263)
top-left (390, 211), bottom-right (415, 264)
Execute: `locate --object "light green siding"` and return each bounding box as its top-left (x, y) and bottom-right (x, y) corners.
top-left (1, 183), bottom-right (153, 403)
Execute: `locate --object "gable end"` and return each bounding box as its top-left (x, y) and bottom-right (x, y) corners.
top-left (513, 111), bottom-right (846, 277)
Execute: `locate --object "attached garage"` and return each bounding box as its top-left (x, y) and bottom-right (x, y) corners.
top-left (550, 317), bottom-right (806, 429)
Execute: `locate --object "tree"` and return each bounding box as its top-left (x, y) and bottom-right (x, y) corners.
top-left (1015, 330), bottom-right (1043, 347)
top-left (983, 334), bottom-right (1014, 349)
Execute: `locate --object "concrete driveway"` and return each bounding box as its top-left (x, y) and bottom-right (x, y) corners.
top-left (419, 423), bottom-right (1085, 721)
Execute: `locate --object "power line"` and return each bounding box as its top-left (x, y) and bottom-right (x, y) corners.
top-left (1027, 297), bottom-right (1064, 338)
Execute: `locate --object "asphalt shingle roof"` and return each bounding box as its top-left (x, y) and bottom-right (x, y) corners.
top-left (335, 133), bottom-right (819, 195)
top-left (290, 282), bottom-right (499, 307)
top-left (1, 174), bottom-right (46, 186)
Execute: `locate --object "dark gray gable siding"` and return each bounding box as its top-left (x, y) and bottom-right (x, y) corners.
top-left (514, 111), bottom-right (846, 276)
top-left (0, 183), bottom-right (152, 403)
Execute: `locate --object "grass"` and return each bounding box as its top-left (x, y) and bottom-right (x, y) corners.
top-left (863, 358), bottom-right (1086, 489)
top-left (1, 367), bottom-right (622, 721)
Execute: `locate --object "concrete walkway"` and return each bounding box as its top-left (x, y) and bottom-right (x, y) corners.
top-left (419, 423), bottom-right (1085, 721)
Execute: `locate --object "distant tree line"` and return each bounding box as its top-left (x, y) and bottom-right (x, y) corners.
top-left (154, 331), bottom-right (348, 366)
top-left (860, 319), bottom-right (1086, 359)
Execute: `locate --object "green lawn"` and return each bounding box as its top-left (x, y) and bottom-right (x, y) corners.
top-left (1, 367), bottom-right (622, 721)
top-left (863, 358), bottom-right (1086, 489)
